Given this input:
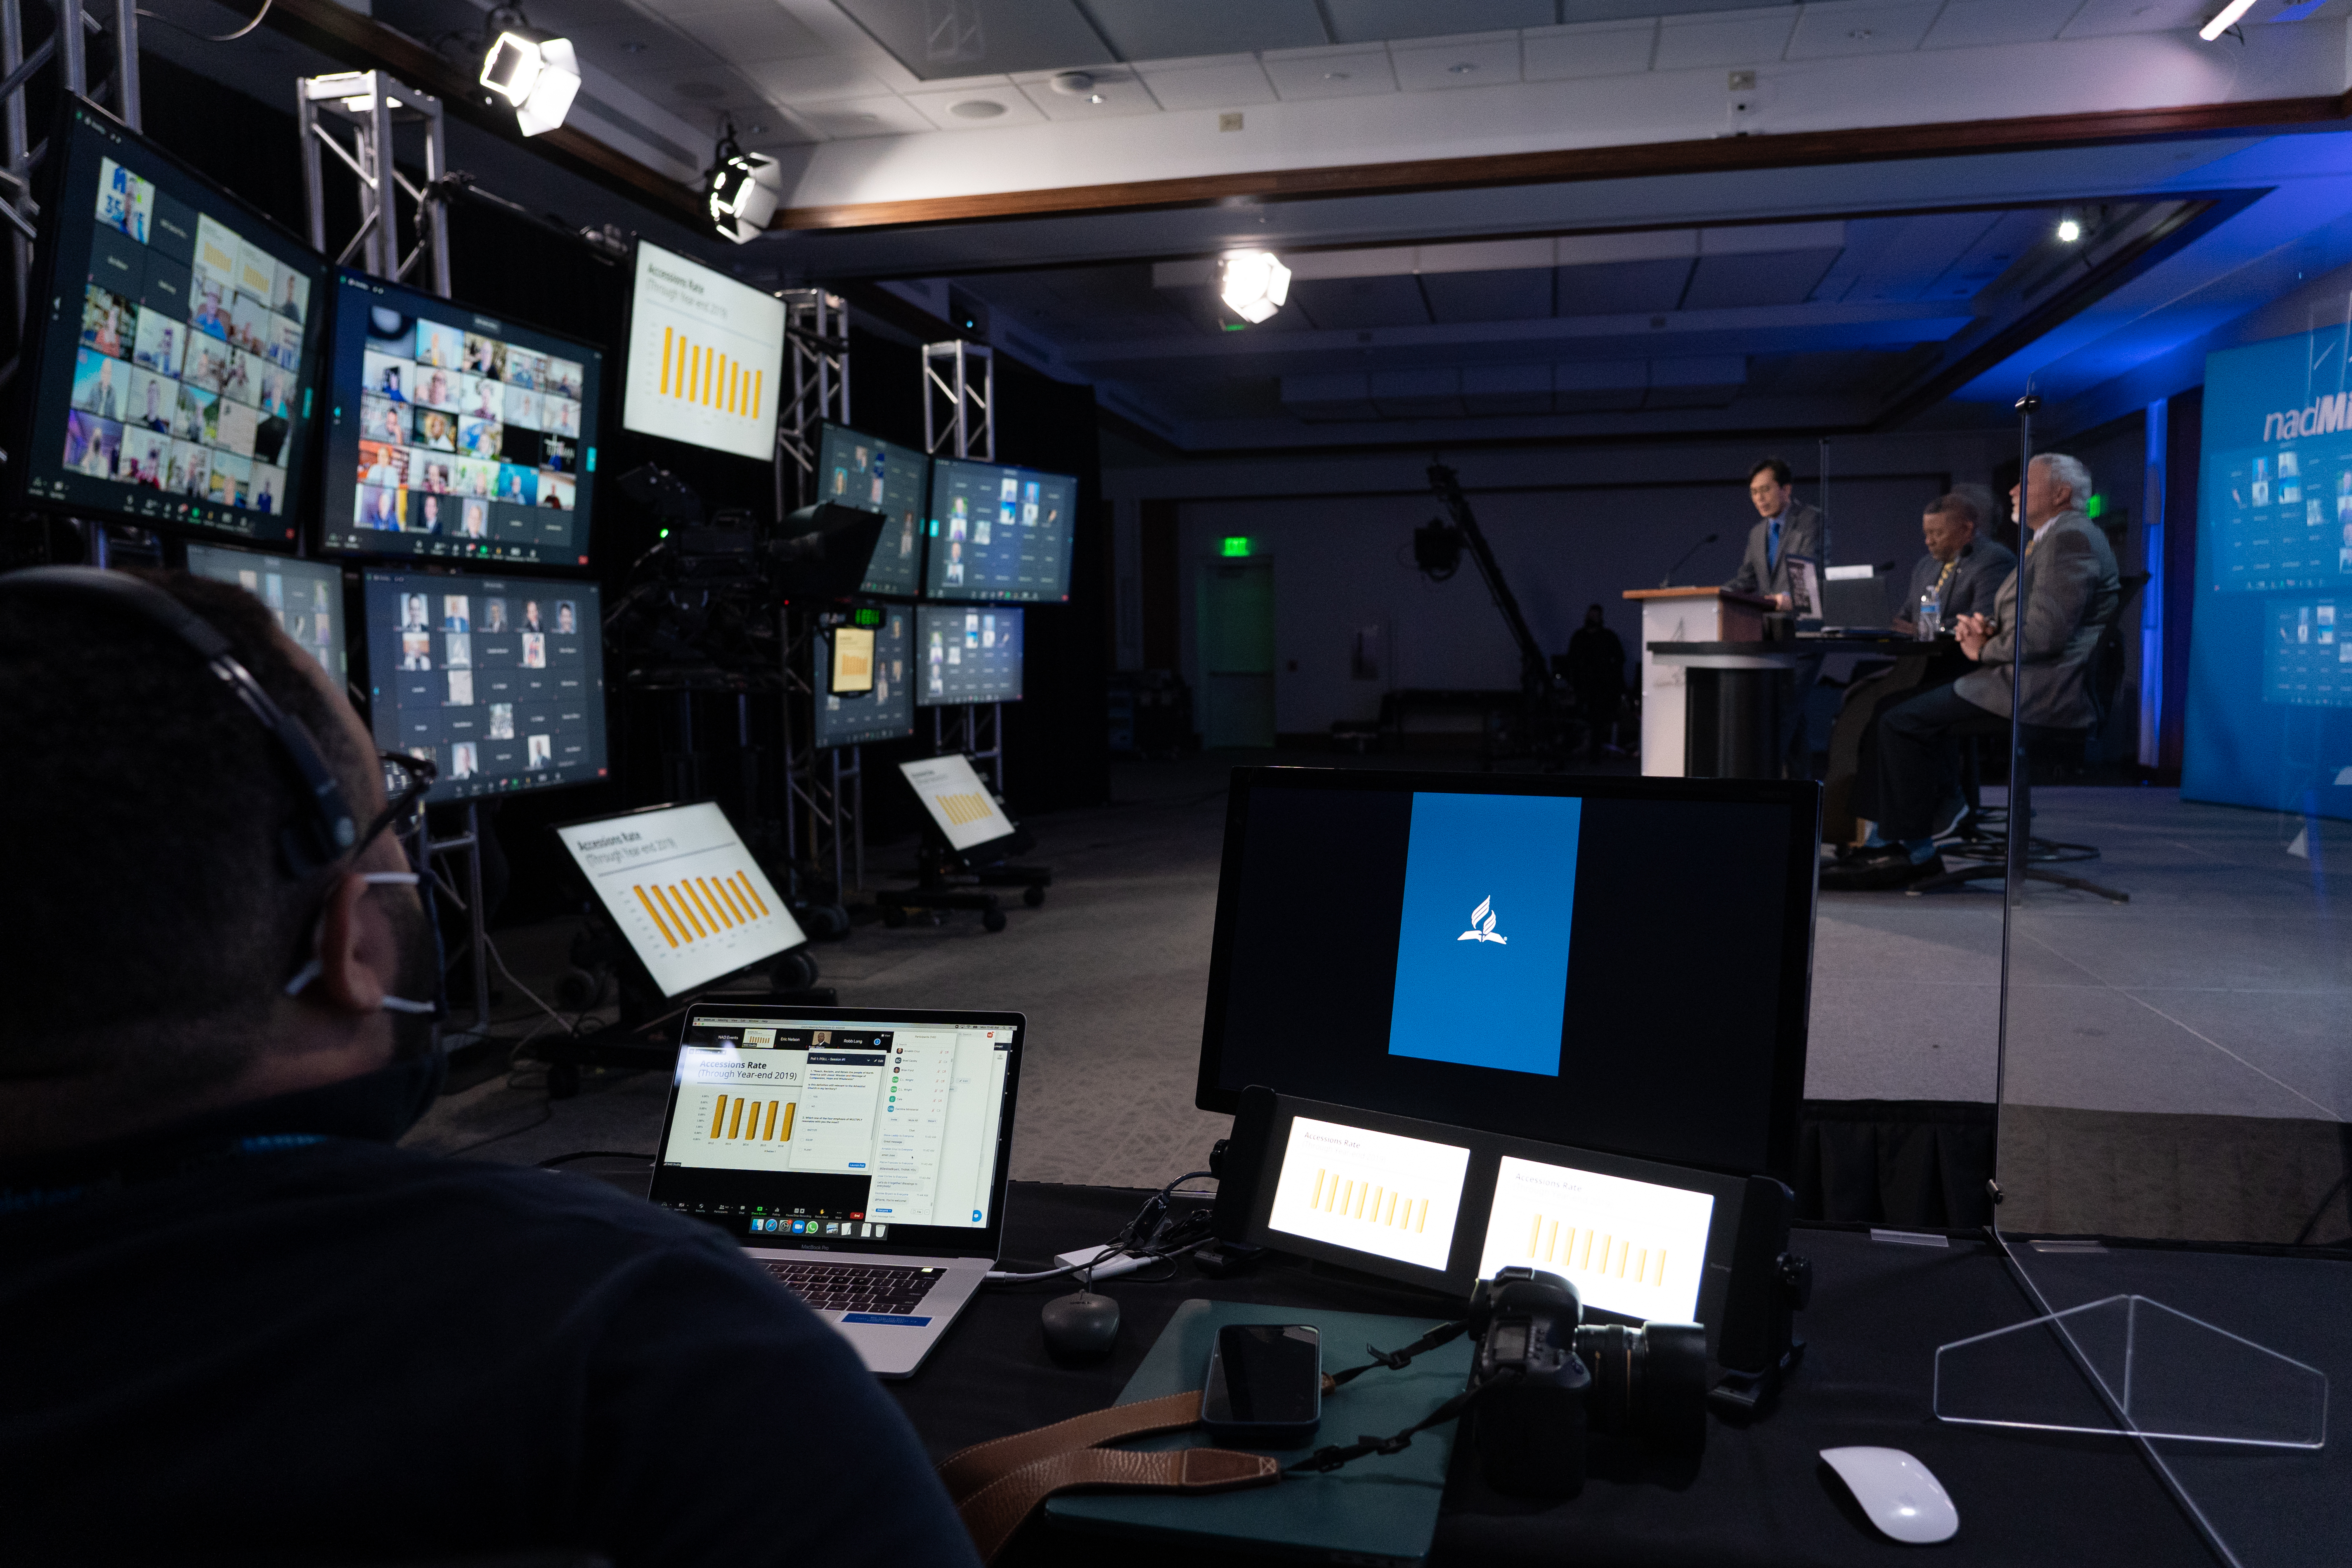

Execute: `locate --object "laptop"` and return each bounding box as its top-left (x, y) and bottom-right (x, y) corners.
top-left (646, 1003), bottom-right (1024, 1379)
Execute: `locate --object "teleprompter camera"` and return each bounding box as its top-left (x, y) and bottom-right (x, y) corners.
top-left (1464, 1266), bottom-right (1709, 1497)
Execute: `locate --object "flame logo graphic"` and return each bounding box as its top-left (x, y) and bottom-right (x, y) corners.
top-left (1458, 896), bottom-right (1507, 944)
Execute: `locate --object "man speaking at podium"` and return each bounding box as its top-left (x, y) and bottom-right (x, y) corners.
top-left (1725, 455), bottom-right (1828, 776)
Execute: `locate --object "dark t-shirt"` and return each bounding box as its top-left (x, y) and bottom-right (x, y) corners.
top-left (0, 1113), bottom-right (979, 1567)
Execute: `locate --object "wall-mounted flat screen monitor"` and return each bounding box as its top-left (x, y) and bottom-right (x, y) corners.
top-left (2184, 322), bottom-right (2352, 822)
top-left (361, 568), bottom-right (606, 802)
top-left (621, 239), bottom-right (784, 462)
top-left (554, 800), bottom-right (806, 998)
top-left (13, 102), bottom-right (329, 545)
top-left (816, 422), bottom-right (926, 597)
top-left (183, 542), bottom-right (344, 681)
top-left (318, 272), bottom-right (599, 568)
top-left (812, 605), bottom-right (912, 749)
top-left (1196, 767), bottom-right (1821, 1180)
top-left (916, 603), bottom-right (1022, 706)
top-left (923, 457), bottom-right (1076, 603)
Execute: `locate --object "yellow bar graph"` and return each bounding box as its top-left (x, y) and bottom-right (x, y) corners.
top-left (762, 1100), bottom-right (778, 1140)
top-left (1522, 1214), bottom-right (1668, 1287)
top-left (660, 327), bottom-right (674, 396)
top-left (684, 880), bottom-right (721, 932)
top-left (710, 1095), bottom-right (728, 1138)
top-left (728, 1098), bottom-right (746, 1139)
top-left (694, 877), bottom-right (733, 927)
top-left (778, 1102), bottom-right (796, 1140)
top-left (671, 885), bottom-right (709, 938)
top-left (716, 880), bottom-right (751, 923)
top-left (634, 885), bottom-right (679, 947)
top-left (751, 370), bottom-right (762, 422)
top-left (735, 874), bottom-right (770, 917)
top-left (652, 885), bottom-right (694, 942)
top-left (1310, 1169), bottom-right (1431, 1232)
top-left (934, 790), bottom-right (993, 826)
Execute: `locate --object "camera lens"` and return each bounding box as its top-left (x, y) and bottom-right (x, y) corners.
top-left (1574, 1321), bottom-right (1709, 1454)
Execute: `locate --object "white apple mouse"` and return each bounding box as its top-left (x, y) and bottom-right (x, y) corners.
top-left (1820, 1446), bottom-right (1958, 1544)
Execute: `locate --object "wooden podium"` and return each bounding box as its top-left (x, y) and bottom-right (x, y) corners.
top-left (1622, 587), bottom-right (1773, 776)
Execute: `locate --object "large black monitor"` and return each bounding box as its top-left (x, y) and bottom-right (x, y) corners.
top-left (361, 568), bottom-right (607, 802)
top-left (916, 603), bottom-right (1022, 706)
top-left (811, 605), bottom-right (912, 748)
top-left (319, 271), bottom-right (600, 567)
top-left (12, 102), bottom-right (330, 545)
top-left (182, 542), bottom-right (344, 681)
top-left (816, 423), bottom-right (926, 597)
top-left (1196, 769), bottom-right (1820, 1180)
top-left (923, 457), bottom-right (1076, 603)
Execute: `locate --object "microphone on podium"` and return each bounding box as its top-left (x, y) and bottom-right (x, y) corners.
top-left (1657, 532), bottom-right (1720, 588)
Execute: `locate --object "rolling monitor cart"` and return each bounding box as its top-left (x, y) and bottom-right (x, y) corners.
top-left (915, 603), bottom-right (1022, 707)
top-left (879, 752), bottom-right (1049, 933)
top-left (9, 100), bottom-right (333, 550)
top-left (181, 542), bottom-right (344, 682)
top-left (815, 422), bottom-right (927, 597)
top-left (543, 800), bottom-right (818, 1095)
top-left (1197, 767), bottom-right (1822, 1183)
top-left (317, 270), bottom-right (602, 568)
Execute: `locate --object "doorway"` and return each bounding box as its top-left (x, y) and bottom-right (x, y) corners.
top-left (1198, 557), bottom-right (1275, 748)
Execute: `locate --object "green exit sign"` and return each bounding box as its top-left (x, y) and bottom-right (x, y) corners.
top-left (2085, 494), bottom-right (2104, 518)
top-left (1220, 536), bottom-right (1254, 557)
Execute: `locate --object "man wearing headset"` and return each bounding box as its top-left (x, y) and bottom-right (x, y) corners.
top-left (0, 569), bottom-right (976, 1566)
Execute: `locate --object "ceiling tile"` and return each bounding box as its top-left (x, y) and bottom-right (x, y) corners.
top-left (1681, 248), bottom-right (1843, 309)
top-left (1132, 54), bottom-right (1279, 110)
top-left (1557, 229), bottom-right (1697, 265)
top-left (1837, 212), bottom-right (2000, 301)
top-left (667, 5), bottom-right (832, 64)
top-left (1289, 274), bottom-right (1432, 329)
top-left (1463, 364), bottom-right (1553, 414)
top-left (1653, 6), bottom-right (1800, 70)
top-left (1421, 268), bottom-right (1553, 323)
top-left (1553, 257), bottom-right (1694, 314)
top-left (1323, 0), bottom-right (1554, 46)
top-left (1260, 46), bottom-right (1399, 99)
top-left (1012, 69), bottom-right (1163, 118)
top-left (1417, 238), bottom-right (1555, 274)
top-left (1282, 372), bottom-right (1378, 421)
top-left (2060, 0), bottom-right (2209, 38)
top-left (738, 54), bottom-right (900, 102)
top-left (1286, 246), bottom-right (1418, 280)
top-left (790, 94), bottom-right (938, 139)
top-left (1082, 0), bottom-right (1328, 59)
top-left (1553, 360), bottom-right (1648, 413)
top-left (1920, 0), bottom-right (2078, 49)
top-left (1785, 0), bottom-right (1943, 59)
top-left (1371, 368), bottom-right (1464, 419)
top-left (1645, 355), bottom-right (1746, 409)
top-left (834, 0), bottom-right (1114, 81)
top-left (1390, 33), bottom-right (1524, 91)
top-left (1701, 220), bottom-right (1846, 255)
top-left (1523, 20), bottom-right (1658, 80)
top-left (901, 84), bottom-right (1051, 130)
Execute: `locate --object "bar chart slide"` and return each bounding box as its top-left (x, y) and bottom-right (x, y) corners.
top-left (1476, 1156), bottom-right (1716, 1322)
top-left (900, 754), bottom-right (1013, 852)
top-left (559, 802), bottom-right (806, 998)
top-left (664, 1047), bottom-right (803, 1172)
top-left (1266, 1115), bottom-right (1470, 1273)
top-left (620, 241), bottom-right (785, 461)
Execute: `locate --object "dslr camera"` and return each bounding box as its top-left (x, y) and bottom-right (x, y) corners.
top-left (1464, 1267), bottom-right (1709, 1497)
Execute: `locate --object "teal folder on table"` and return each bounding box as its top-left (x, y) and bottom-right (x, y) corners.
top-left (1044, 1298), bottom-right (1472, 1565)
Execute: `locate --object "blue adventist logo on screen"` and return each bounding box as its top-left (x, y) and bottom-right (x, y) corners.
top-left (1387, 792), bottom-right (1581, 1077)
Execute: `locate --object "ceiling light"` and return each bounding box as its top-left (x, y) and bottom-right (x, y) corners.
top-left (948, 99), bottom-right (1006, 119)
top-left (706, 127), bottom-right (780, 244)
top-left (1220, 249), bottom-right (1291, 324)
top-left (1448, 62), bottom-right (1477, 73)
top-left (2199, 0), bottom-right (2256, 40)
top-left (1050, 71), bottom-right (1096, 97)
top-left (2056, 214), bottom-right (2083, 244)
top-left (480, 21), bottom-right (580, 137)
top-left (1323, 71), bottom-right (1350, 80)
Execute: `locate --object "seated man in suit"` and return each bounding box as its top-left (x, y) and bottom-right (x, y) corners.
top-left (1824, 454), bottom-right (2122, 890)
top-left (1892, 488), bottom-right (2014, 634)
top-left (1725, 455), bottom-right (1830, 777)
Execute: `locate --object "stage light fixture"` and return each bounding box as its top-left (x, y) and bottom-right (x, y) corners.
top-left (2199, 1), bottom-right (2256, 41)
top-left (1220, 249), bottom-right (1291, 324)
top-left (480, 19), bottom-right (580, 137)
top-left (2056, 213), bottom-right (2083, 244)
top-left (706, 126), bottom-right (780, 244)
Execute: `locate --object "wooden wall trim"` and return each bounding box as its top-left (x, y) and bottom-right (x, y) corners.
top-left (779, 91), bottom-right (2352, 234)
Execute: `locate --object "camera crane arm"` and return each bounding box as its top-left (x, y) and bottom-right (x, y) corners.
top-left (1426, 461), bottom-right (1553, 698)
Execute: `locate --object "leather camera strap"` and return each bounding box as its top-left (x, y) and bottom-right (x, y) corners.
top-left (937, 1391), bottom-right (1281, 1561)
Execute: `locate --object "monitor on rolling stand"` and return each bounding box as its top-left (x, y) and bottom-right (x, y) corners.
top-left (875, 752), bottom-right (1051, 934)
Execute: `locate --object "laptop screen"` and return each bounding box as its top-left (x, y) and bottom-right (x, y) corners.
top-left (648, 1007), bottom-right (1019, 1258)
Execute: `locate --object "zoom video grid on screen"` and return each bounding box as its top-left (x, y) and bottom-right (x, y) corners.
top-left (620, 240), bottom-right (785, 463)
top-left (183, 542), bottom-right (343, 681)
top-left (818, 424), bottom-right (926, 597)
top-left (1203, 778), bottom-right (1807, 1177)
top-left (814, 608), bottom-right (913, 748)
top-left (2186, 320), bottom-right (2352, 821)
top-left (321, 272), bottom-right (597, 566)
top-left (652, 1018), bottom-right (1014, 1239)
top-left (24, 104), bottom-right (326, 543)
top-left (556, 803), bottom-right (804, 998)
top-left (917, 603), bottom-right (1022, 706)
top-left (924, 458), bottom-right (1076, 602)
top-left (362, 570), bottom-right (606, 802)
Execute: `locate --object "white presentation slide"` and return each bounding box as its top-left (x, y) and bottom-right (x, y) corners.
top-left (621, 241), bottom-right (785, 461)
top-left (667, 1043), bottom-right (806, 1172)
top-left (1477, 1155), bottom-right (1716, 1323)
top-left (899, 753), bottom-right (1013, 852)
top-left (559, 802), bottom-right (804, 996)
top-left (1265, 1116), bottom-right (1470, 1273)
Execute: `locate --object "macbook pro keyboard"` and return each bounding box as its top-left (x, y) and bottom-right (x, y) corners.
top-left (762, 1261), bottom-right (942, 1316)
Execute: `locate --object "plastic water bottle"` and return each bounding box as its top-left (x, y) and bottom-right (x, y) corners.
top-left (1917, 594), bottom-right (1942, 641)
